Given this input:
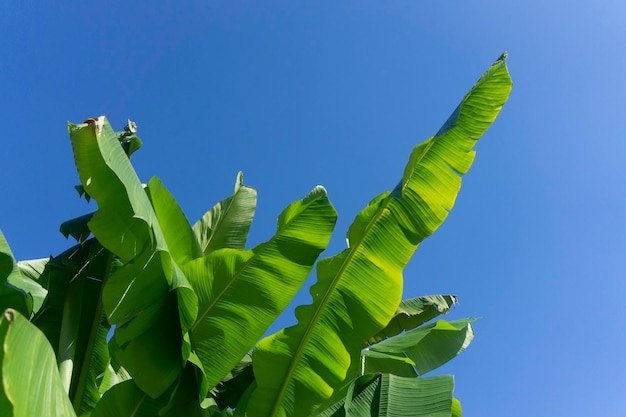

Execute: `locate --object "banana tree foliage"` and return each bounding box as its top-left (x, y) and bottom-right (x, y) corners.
top-left (0, 54), bottom-right (512, 417)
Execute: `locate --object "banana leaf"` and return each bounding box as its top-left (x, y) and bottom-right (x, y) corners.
top-left (314, 374), bottom-right (456, 417)
top-left (193, 171), bottom-right (257, 254)
top-left (183, 186), bottom-right (336, 396)
top-left (90, 380), bottom-right (165, 417)
top-left (245, 53), bottom-right (512, 417)
top-left (366, 295), bottom-right (457, 345)
top-left (363, 318), bottom-right (475, 376)
top-left (60, 213), bottom-right (95, 243)
top-left (0, 309), bottom-right (77, 417)
top-left (0, 230), bottom-right (47, 317)
top-left (69, 117), bottom-right (196, 398)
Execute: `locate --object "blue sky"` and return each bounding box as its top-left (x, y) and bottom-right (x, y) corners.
top-left (2, 1), bottom-right (625, 415)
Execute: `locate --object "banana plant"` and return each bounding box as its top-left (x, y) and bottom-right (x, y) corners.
top-left (0, 53), bottom-right (512, 417)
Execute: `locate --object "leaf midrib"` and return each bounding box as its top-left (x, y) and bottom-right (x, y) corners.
top-left (266, 140), bottom-right (437, 417)
top-left (189, 248), bottom-right (255, 334)
top-left (201, 191), bottom-right (240, 254)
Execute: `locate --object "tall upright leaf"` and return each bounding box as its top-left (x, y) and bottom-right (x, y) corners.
top-left (69, 117), bottom-right (159, 263)
top-left (247, 53), bottom-right (512, 417)
top-left (70, 120), bottom-right (198, 335)
top-left (69, 117), bottom-right (195, 397)
top-left (193, 172), bottom-right (257, 254)
top-left (183, 186), bottom-right (336, 396)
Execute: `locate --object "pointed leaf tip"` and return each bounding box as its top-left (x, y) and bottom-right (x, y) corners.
top-left (303, 186), bottom-right (327, 203)
top-left (235, 171), bottom-right (245, 193)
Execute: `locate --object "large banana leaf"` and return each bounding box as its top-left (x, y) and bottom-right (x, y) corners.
top-left (109, 293), bottom-right (184, 398)
top-left (25, 238), bottom-right (112, 414)
top-left (183, 186), bottom-right (336, 396)
top-left (55, 241), bottom-right (110, 409)
top-left (0, 309), bottom-right (77, 417)
top-left (367, 295), bottom-right (457, 345)
top-left (70, 117), bottom-right (199, 398)
top-left (193, 171), bottom-right (257, 254)
top-left (147, 176), bottom-right (203, 265)
top-left (145, 176), bottom-right (199, 333)
top-left (69, 120), bottom-right (198, 331)
top-left (363, 318), bottom-right (475, 377)
top-left (74, 312), bottom-right (110, 414)
top-left (32, 242), bottom-right (95, 356)
top-left (69, 117), bottom-right (160, 263)
top-left (246, 53), bottom-right (512, 417)
top-left (69, 117), bottom-right (168, 337)
top-left (314, 374), bottom-right (456, 417)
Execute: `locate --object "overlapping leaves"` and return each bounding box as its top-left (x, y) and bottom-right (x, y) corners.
top-left (246, 53), bottom-right (512, 417)
top-left (0, 53), bottom-right (511, 417)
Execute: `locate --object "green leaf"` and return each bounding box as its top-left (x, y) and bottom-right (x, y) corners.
top-left (212, 352), bottom-right (255, 410)
top-left (90, 380), bottom-right (165, 417)
top-left (377, 374), bottom-right (455, 417)
top-left (0, 229), bottom-right (47, 317)
top-left (314, 374), bottom-right (456, 417)
top-left (60, 213), bottom-right (94, 243)
top-left (69, 117), bottom-right (189, 397)
top-left (68, 119), bottom-right (197, 337)
top-left (183, 186), bottom-right (336, 395)
top-left (0, 309), bottom-right (77, 417)
top-left (365, 319), bottom-right (475, 376)
top-left (103, 251), bottom-right (169, 343)
top-left (53, 241), bottom-right (111, 412)
top-left (147, 176), bottom-right (202, 265)
top-left (74, 314), bottom-right (110, 415)
top-left (32, 242), bottom-right (95, 356)
top-left (69, 116), bottom-right (160, 263)
top-left (246, 53), bottom-right (512, 417)
top-left (359, 351), bottom-right (417, 378)
top-left (16, 257), bottom-right (49, 283)
top-left (109, 294), bottom-right (183, 399)
top-left (23, 239), bottom-right (112, 415)
top-left (98, 360), bottom-right (132, 397)
top-left (146, 177), bottom-right (200, 333)
top-left (451, 398), bottom-right (462, 417)
top-left (367, 295), bottom-right (457, 345)
top-left (159, 364), bottom-right (208, 417)
top-left (193, 172), bottom-right (257, 254)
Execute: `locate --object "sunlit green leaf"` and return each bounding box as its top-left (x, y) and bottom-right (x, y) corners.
top-left (451, 398), bottom-right (462, 417)
top-left (365, 319), bottom-right (475, 376)
top-left (367, 295), bottom-right (457, 345)
top-left (247, 53), bottom-right (512, 417)
top-left (0, 230), bottom-right (46, 317)
top-left (184, 186), bottom-right (336, 395)
top-left (0, 309), bottom-right (77, 417)
top-left (193, 172), bottom-right (257, 254)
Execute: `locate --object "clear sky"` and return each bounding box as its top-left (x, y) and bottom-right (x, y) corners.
top-left (1, 2), bottom-right (625, 416)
